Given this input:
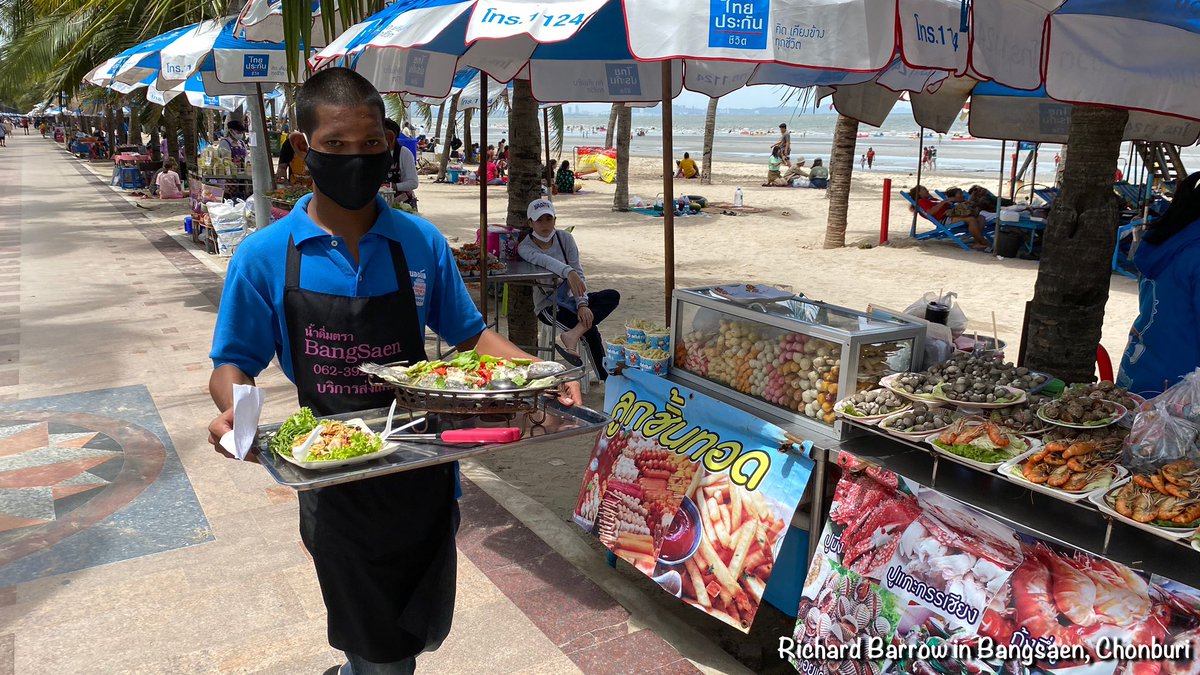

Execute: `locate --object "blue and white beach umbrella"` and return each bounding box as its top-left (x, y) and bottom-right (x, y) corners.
top-left (88, 24), bottom-right (204, 88)
top-left (161, 16), bottom-right (290, 87)
top-left (236, 0), bottom-right (344, 47)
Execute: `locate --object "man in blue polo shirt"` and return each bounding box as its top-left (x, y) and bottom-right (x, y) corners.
top-left (207, 68), bottom-right (580, 675)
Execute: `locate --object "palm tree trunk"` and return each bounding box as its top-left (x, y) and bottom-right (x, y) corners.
top-left (1024, 106), bottom-right (1128, 382)
top-left (115, 105), bottom-right (127, 145)
top-left (104, 104), bottom-right (116, 143)
top-left (434, 103), bottom-right (445, 140)
top-left (701, 97), bottom-right (718, 185)
top-left (613, 104), bottom-right (632, 211)
top-left (605, 103), bottom-right (619, 148)
top-left (148, 114), bottom-right (161, 162)
top-left (437, 93), bottom-right (461, 181)
top-left (128, 102), bottom-right (142, 146)
top-left (505, 79), bottom-right (542, 348)
top-left (164, 101), bottom-right (180, 166)
top-left (463, 108), bottom-right (473, 160)
top-left (178, 98), bottom-right (198, 178)
top-left (823, 114), bottom-right (860, 248)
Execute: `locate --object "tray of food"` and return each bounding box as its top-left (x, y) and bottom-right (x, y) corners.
top-left (833, 389), bottom-right (910, 424)
top-left (879, 372), bottom-right (940, 402)
top-left (877, 402), bottom-right (959, 441)
top-left (925, 353), bottom-right (1050, 393)
top-left (1037, 396), bottom-right (1126, 429)
top-left (925, 417), bottom-right (1033, 471)
top-left (1090, 463), bottom-right (1200, 540)
top-left (359, 350), bottom-right (581, 416)
top-left (269, 411), bottom-right (399, 470)
top-left (997, 440), bottom-right (1126, 502)
top-left (984, 402), bottom-right (1048, 436)
top-left (453, 243), bottom-right (507, 276)
top-left (708, 283), bottom-right (794, 305)
top-left (932, 381), bottom-right (1025, 409)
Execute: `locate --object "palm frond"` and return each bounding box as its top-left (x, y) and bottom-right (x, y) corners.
top-left (547, 104), bottom-right (564, 155)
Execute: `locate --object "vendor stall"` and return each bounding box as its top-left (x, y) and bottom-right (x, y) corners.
top-left (572, 284), bottom-right (1200, 670)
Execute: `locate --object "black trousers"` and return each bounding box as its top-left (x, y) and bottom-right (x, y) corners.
top-left (538, 289), bottom-right (620, 380)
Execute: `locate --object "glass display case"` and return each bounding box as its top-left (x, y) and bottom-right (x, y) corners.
top-left (671, 287), bottom-right (926, 438)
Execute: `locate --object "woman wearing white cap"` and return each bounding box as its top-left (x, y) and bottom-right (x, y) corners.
top-left (518, 199), bottom-right (620, 379)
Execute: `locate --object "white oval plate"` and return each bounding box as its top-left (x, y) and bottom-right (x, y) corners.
top-left (877, 408), bottom-right (958, 442)
top-left (933, 383), bottom-right (1027, 409)
top-left (924, 428), bottom-right (1032, 471)
top-left (833, 394), bottom-right (910, 425)
top-left (279, 418), bottom-right (401, 471)
top-left (1088, 480), bottom-right (1200, 540)
top-left (879, 372), bottom-right (940, 403)
top-left (997, 448), bottom-right (1125, 503)
top-left (1036, 401), bottom-right (1127, 429)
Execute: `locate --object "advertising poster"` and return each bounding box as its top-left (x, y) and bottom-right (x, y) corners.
top-left (573, 369), bottom-right (814, 632)
top-left (789, 454), bottom-right (1200, 675)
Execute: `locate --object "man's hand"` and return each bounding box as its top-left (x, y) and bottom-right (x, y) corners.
top-left (556, 380), bottom-right (583, 406)
top-left (577, 305), bottom-right (594, 331)
top-left (207, 407), bottom-right (260, 463)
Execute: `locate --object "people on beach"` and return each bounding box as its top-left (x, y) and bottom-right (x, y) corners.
top-left (384, 119), bottom-right (419, 209)
top-left (765, 147), bottom-right (784, 186)
top-left (860, 154), bottom-right (867, 169)
top-left (0, 121), bottom-right (6, 147)
top-left (807, 159), bottom-right (829, 189)
top-left (518, 199), bottom-right (620, 381)
top-left (867, 147), bottom-right (875, 169)
top-left (207, 67), bottom-right (580, 675)
top-left (555, 160), bottom-right (580, 194)
top-left (677, 152), bottom-right (698, 180)
top-left (1119, 171), bottom-right (1200, 397)
top-left (910, 185), bottom-right (988, 250)
top-left (156, 158), bottom-right (184, 199)
top-left (773, 123), bottom-right (792, 165)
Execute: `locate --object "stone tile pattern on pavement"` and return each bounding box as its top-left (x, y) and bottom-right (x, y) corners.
top-left (459, 480), bottom-right (701, 675)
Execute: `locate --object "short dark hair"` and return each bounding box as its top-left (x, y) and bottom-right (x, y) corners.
top-left (297, 67), bottom-right (386, 134)
top-left (779, 123), bottom-right (787, 129)
top-left (227, 120), bottom-right (246, 133)
top-left (684, 152), bottom-right (690, 158)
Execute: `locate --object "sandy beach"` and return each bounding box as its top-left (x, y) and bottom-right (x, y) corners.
top-left (413, 154), bottom-right (1140, 367)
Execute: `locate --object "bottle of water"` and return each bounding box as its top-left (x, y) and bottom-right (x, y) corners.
top-left (734, 187), bottom-right (744, 208)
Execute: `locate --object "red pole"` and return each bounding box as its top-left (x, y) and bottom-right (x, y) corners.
top-left (879, 178), bottom-right (891, 245)
top-left (1009, 152), bottom-right (1018, 201)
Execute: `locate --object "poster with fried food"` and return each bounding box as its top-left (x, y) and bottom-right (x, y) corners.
top-left (573, 369), bottom-right (814, 633)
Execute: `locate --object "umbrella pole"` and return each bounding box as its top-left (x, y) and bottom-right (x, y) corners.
top-left (998, 140), bottom-right (1006, 206)
top-left (479, 78), bottom-right (489, 322)
top-left (1030, 144), bottom-right (1038, 196)
top-left (912, 128), bottom-right (925, 237)
top-left (661, 61), bottom-right (675, 326)
top-left (246, 86), bottom-right (274, 231)
top-left (543, 108), bottom-right (551, 193)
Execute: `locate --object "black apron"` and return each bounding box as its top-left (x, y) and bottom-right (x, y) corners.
top-left (283, 234), bottom-right (457, 663)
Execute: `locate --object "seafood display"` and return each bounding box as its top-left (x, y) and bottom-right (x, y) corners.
top-left (828, 461), bottom-right (920, 579)
top-left (1064, 380), bottom-right (1142, 412)
top-left (1007, 437), bottom-right (1123, 496)
top-left (986, 402), bottom-right (1048, 435)
top-left (835, 389), bottom-right (909, 420)
top-left (1039, 389), bottom-right (1126, 427)
top-left (358, 351), bottom-right (566, 391)
top-left (929, 417), bottom-right (1030, 467)
top-left (882, 371), bottom-right (940, 401)
top-left (926, 353), bottom-right (1049, 392)
top-left (792, 562), bottom-right (900, 675)
top-left (452, 242), bottom-right (505, 274)
top-left (933, 380), bottom-right (1024, 407)
top-left (878, 402), bottom-right (958, 438)
top-left (1106, 461), bottom-right (1200, 530)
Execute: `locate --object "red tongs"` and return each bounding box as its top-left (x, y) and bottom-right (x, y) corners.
top-left (388, 427), bottom-right (522, 444)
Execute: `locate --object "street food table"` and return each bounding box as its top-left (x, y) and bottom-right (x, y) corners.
top-left (452, 259), bottom-right (560, 360)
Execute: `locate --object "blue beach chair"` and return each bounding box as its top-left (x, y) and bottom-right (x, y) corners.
top-left (902, 192), bottom-right (976, 251)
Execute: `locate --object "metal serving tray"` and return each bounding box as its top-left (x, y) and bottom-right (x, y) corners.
top-left (256, 401), bottom-right (608, 491)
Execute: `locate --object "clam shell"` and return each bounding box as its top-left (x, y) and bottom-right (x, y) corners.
top-left (816, 587), bottom-right (835, 612)
top-left (828, 623), bottom-right (846, 643)
top-left (837, 575), bottom-right (853, 598)
top-left (855, 579), bottom-right (872, 602)
top-left (860, 662), bottom-right (881, 675)
top-left (834, 596), bottom-right (854, 618)
top-left (839, 616), bottom-right (858, 637)
top-left (872, 616), bottom-right (891, 638)
top-left (805, 607), bottom-right (821, 636)
top-left (862, 593), bottom-right (882, 621)
top-left (854, 603), bottom-right (874, 629)
top-left (839, 662), bottom-right (859, 675)
top-left (816, 613), bottom-right (832, 641)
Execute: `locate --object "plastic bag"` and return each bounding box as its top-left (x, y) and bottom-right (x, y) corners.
top-left (207, 199), bottom-right (248, 256)
top-left (1150, 368), bottom-right (1200, 425)
top-left (904, 291), bottom-right (969, 337)
top-left (1123, 402), bottom-right (1200, 471)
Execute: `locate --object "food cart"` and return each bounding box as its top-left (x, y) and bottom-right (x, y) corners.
top-left (572, 284), bottom-right (1200, 672)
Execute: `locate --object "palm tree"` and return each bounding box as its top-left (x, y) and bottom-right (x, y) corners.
top-left (701, 97), bottom-right (719, 185)
top-left (613, 104), bottom-right (632, 211)
top-left (605, 103), bottom-right (619, 148)
top-left (437, 92), bottom-right (461, 181)
top-left (824, 114), bottom-right (860, 248)
top-left (504, 79), bottom-right (542, 347)
top-left (1024, 106), bottom-right (1128, 381)
top-left (434, 102), bottom-right (445, 140)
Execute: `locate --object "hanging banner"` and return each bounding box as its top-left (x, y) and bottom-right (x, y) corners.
top-left (786, 455), bottom-right (1200, 674)
top-left (573, 369), bottom-right (814, 632)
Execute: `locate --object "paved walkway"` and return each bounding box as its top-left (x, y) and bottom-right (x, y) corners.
top-left (0, 136), bottom-right (748, 674)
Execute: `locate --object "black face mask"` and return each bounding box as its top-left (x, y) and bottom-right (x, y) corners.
top-left (304, 145), bottom-right (391, 211)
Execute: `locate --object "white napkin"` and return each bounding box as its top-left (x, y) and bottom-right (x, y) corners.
top-left (218, 384), bottom-right (265, 460)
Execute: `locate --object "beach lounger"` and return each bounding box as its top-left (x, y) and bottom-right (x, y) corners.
top-left (902, 192), bottom-right (976, 251)
top-left (1033, 187), bottom-right (1059, 206)
top-left (934, 190), bottom-right (997, 226)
